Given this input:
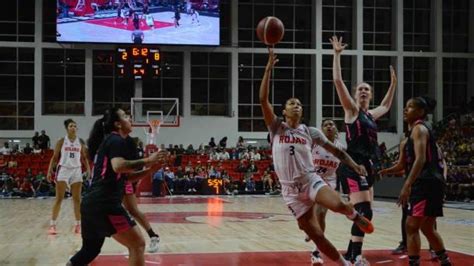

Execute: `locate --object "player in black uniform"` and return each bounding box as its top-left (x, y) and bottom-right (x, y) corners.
top-left (399, 96), bottom-right (451, 266)
top-left (174, 6), bottom-right (181, 27)
top-left (132, 10), bottom-right (140, 30)
top-left (330, 36), bottom-right (398, 263)
top-left (131, 23), bottom-right (144, 44)
top-left (67, 108), bottom-right (166, 266)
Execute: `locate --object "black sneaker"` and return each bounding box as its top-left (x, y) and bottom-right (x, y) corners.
top-left (310, 250), bottom-right (324, 266)
top-left (391, 242), bottom-right (407, 255)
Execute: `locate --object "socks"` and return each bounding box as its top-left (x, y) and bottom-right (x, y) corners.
top-left (408, 255), bottom-right (420, 266)
top-left (75, 220), bottom-right (81, 226)
top-left (147, 228), bottom-right (159, 238)
top-left (435, 249), bottom-right (452, 266)
top-left (344, 240), bottom-right (353, 260)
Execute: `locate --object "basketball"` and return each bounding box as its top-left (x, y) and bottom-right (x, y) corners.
top-left (256, 16), bottom-right (285, 45)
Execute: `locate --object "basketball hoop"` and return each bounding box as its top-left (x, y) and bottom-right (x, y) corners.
top-left (146, 119), bottom-right (161, 145)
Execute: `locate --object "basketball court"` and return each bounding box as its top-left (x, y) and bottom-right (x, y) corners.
top-left (0, 196), bottom-right (472, 265)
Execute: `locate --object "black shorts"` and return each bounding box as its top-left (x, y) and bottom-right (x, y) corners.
top-left (407, 179), bottom-right (444, 217)
top-left (81, 204), bottom-right (136, 239)
top-left (337, 163), bottom-right (375, 194)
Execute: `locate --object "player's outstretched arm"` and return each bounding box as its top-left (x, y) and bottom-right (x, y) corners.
top-left (259, 47), bottom-right (279, 127)
top-left (330, 36), bottom-right (358, 117)
top-left (323, 141), bottom-right (367, 177)
top-left (369, 65), bottom-right (397, 120)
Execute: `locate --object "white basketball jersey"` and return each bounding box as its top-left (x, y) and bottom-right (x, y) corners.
top-left (312, 140), bottom-right (344, 183)
top-left (59, 136), bottom-right (82, 168)
top-left (270, 119), bottom-right (327, 183)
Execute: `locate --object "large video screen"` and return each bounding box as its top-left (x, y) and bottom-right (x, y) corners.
top-left (56, 0), bottom-right (220, 45)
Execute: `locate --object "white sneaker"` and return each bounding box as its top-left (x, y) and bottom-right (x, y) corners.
top-left (147, 236), bottom-right (160, 253)
top-left (311, 250), bottom-right (324, 266)
top-left (354, 255), bottom-right (370, 266)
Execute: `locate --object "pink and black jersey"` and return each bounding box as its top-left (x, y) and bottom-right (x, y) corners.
top-left (345, 110), bottom-right (379, 164)
top-left (82, 133), bottom-right (133, 210)
top-left (269, 118), bottom-right (328, 183)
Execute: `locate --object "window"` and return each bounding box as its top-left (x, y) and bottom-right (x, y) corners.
top-left (238, 0), bottom-right (313, 49)
top-left (322, 0), bottom-right (353, 49)
top-left (220, 0), bottom-right (231, 46)
top-left (404, 0), bottom-right (432, 51)
top-left (142, 52), bottom-right (183, 115)
top-left (443, 58), bottom-right (469, 115)
top-left (322, 54), bottom-right (352, 129)
top-left (238, 53), bottom-right (312, 132)
top-left (363, 56), bottom-right (396, 132)
top-left (92, 50), bottom-right (134, 115)
top-left (0, 0), bottom-right (35, 42)
top-left (363, 0), bottom-right (393, 50)
top-left (403, 57), bottom-right (431, 105)
top-left (443, 0), bottom-right (469, 53)
top-left (0, 47), bottom-right (34, 130)
top-left (191, 53), bottom-right (230, 116)
top-left (43, 49), bottom-right (85, 115)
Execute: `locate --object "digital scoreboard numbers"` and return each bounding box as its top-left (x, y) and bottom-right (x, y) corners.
top-left (116, 47), bottom-right (160, 79)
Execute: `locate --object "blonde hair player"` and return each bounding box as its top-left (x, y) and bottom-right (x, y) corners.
top-left (47, 119), bottom-right (91, 235)
top-left (331, 35), bottom-right (397, 263)
top-left (260, 47), bottom-right (373, 266)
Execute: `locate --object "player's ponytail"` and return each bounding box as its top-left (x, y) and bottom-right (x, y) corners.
top-left (412, 96), bottom-right (437, 118)
top-left (87, 107), bottom-right (121, 160)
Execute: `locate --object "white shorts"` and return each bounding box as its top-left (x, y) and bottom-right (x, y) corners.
top-left (56, 166), bottom-right (82, 185)
top-left (146, 18), bottom-right (154, 26)
top-left (323, 176), bottom-right (337, 190)
top-left (281, 173), bottom-right (327, 219)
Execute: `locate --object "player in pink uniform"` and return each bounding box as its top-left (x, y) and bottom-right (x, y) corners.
top-left (260, 48), bottom-right (373, 266)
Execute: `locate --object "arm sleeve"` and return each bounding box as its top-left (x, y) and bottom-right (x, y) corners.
top-left (308, 127), bottom-right (328, 146)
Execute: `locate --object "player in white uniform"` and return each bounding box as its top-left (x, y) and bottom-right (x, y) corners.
top-left (260, 48), bottom-right (373, 266)
top-left (144, 12), bottom-right (154, 29)
top-left (191, 8), bottom-right (199, 24)
top-left (47, 119), bottom-right (91, 235)
top-left (309, 119), bottom-right (346, 264)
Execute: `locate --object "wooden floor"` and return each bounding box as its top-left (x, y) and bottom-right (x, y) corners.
top-left (0, 196), bottom-right (473, 266)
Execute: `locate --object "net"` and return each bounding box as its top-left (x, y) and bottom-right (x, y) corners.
top-left (146, 119), bottom-right (161, 145)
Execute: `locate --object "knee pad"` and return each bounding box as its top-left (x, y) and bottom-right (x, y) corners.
top-left (355, 201), bottom-right (373, 220)
top-left (351, 202), bottom-right (372, 237)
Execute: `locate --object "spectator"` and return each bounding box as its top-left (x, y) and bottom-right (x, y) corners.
top-left (38, 130), bottom-right (50, 150)
top-left (243, 170), bottom-right (255, 192)
top-left (164, 167), bottom-right (175, 193)
top-left (236, 136), bottom-right (245, 151)
top-left (11, 144), bottom-right (20, 155)
top-left (19, 178), bottom-right (35, 198)
top-left (262, 170), bottom-right (274, 192)
top-left (218, 149), bottom-right (230, 161)
top-left (218, 137), bottom-right (228, 149)
top-left (185, 144), bottom-right (195, 154)
top-left (32, 131), bottom-right (40, 147)
top-left (35, 176), bottom-right (53, 197)
top-left (0, 142), bottom-right (12, 155)
top-left (1, 173), bottom-right (14, 197)
top-left (23, 143), bottom-right (33, 155)
top-left (152, 167), bottom-right (164, 197)
top-left (33, 144), bottom-right (42, 154)
top-left (184, 161), bottom-right (194, 175)
top-left (229, 149), bottom-right (239, 160)
top-left (174, 166), bottom-right (186, 193)
top-left (208, 137), bottom-right (216, 148)
top-left (235, 159), bottom-right (247, 173)
top-left (250, 149), bottom-right (261, 161)
top-left (209, 149), bottom-right (219, 161)
top-left (239, 148), bottom-right (250, 160)
top-left (247, 160), bottom-right (258, 173)
top-left (196, 144), bottom-right (205, 154)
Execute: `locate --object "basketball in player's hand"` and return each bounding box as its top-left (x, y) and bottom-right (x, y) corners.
top-left (256, 16), bottom-right (285, 46)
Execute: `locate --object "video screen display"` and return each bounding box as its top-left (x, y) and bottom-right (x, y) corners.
top-left (56, 0), bottom-right (220, 45)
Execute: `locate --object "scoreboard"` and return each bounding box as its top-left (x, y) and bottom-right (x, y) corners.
top-left (116, 47), bottom-right (160, 79)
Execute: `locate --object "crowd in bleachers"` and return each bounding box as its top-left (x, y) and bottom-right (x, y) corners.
top-left (150, 136), bottom-right (280, 196)
top-left (438, 114), bottom-right (474, 202)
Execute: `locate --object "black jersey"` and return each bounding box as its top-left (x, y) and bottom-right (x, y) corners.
top-left (82, 133), bottom-right (133, 210)
top-left (344, 110), bottom-right (380, 164)
top-left (404, 120), bottom-right (444, 182)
